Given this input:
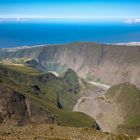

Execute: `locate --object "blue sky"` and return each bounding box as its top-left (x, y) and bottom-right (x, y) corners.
top-left (0, 0), bottom-right (140, 19)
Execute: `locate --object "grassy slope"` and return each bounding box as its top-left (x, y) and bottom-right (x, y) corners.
top-left (0, 63), bottom-right (40, 75)
top-left (0, 63), bottom-right (96, 128)
top-left (106, 83), bottom-right (140, 135)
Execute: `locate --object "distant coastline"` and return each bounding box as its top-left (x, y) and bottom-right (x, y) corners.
top-left (1, 41), bottom-right (140, 51)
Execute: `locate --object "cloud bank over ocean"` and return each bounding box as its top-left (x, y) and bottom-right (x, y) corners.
top-left (125, 18), bottom-right (140, 24)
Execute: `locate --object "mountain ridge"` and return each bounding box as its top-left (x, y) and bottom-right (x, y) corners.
top-left (1, 42), bottom-right (140, 87)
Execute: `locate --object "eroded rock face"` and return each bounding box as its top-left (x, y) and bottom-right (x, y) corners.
top-left (1, 43), bottom-right (140, 87)
top-left (0, 84), bottom-right (28, 125)
top-left (0, 84), bottom-right (56, 126)
top-left (25, 99), bottom-right (56, 124)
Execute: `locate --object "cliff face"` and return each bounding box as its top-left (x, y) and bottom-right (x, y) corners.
top-left (1, 42), bottom-right (140, 87)
top-left (0, 83), bottom-right (55, 126)
top-left (37, 43), bottom-right (140, 87)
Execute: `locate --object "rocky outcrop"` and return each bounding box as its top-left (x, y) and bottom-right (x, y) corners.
top-left (62, 68), bottom-right (80, 94)
top-left (0, 83), bottom-right (55, 126)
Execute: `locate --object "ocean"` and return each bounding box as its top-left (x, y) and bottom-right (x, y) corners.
top-left (0, 22), bottom-right (140, 48)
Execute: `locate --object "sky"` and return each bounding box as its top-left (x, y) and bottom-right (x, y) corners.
top-left (0, 0), bottom-right (140, 19)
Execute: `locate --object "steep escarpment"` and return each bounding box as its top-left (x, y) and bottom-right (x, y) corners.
top-left (1, 42), bottom-right (140, 87)
top-left (0, 84), bottom-right (55, 126)
top-left (37, 43), bottom-right (140, 87)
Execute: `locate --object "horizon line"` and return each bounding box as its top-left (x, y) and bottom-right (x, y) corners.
top-left (0, 17), bottom-right (140, 19)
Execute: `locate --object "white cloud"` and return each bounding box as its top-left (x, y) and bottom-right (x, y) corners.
top-left (113, 42), bottom-right (140, 46)
top-left (125, 18), bottom-right (140, 24)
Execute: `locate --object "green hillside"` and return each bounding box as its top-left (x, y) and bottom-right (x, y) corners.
top-left (0, 63), bottom-right (96, 128)
top-left (106, 83), bottom-right (140, 136)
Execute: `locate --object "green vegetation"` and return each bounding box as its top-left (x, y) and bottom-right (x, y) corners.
top-left (1, 63), bottom-right (40, 75)
top-left (61, 69), bottom-right (80, 93)
top-left (122, 115), bottom-right (140, 129)
top-left (86, 73), bottom-right (95, 81)
top-left (85, 73), bottom-right (105, 84)
top-left (0, 58), bottom-right (41, 75)
top-left (95, 78), bottom-right (103, 84)
top-left (106, 83), bottom-right (140, 135)
top-left (0, 63), bottom-right (96, 128)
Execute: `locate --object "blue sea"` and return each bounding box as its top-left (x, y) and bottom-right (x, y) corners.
top-left (0, 21), bottom-right (140, 48)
